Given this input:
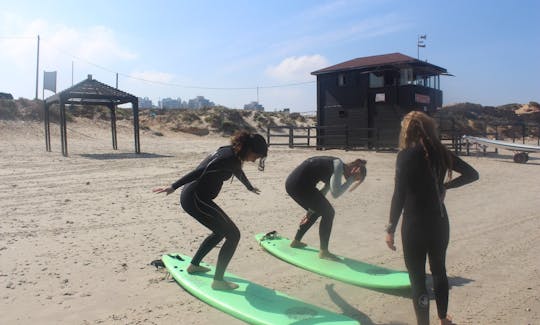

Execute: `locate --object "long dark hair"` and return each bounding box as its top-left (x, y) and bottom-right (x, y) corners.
top-left (399, 111), bottom-right (453, 180)
top-left (231, 130), bottom-right (268, 160)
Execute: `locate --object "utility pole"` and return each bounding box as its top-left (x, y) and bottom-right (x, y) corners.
top-left (417, 34), bottom-right (426, 59)
top-left (35, 35), bottom-right (40, 99)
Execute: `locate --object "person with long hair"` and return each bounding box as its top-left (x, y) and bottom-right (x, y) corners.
top-left (154, 130), bottom-right (268, 290)
top-left (286, 156), bottom-right (367, 260)
top-left (385, 111), bottom-right (478, 325)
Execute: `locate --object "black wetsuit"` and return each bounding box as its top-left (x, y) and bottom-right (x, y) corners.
top-left (171, 145), bottom-right (255, 281)
top-left (388, 145), bottom-right (478, 324)
top-left (286, 156), bottom-right (354, 250)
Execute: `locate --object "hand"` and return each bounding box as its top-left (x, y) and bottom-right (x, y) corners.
top-left (300, 213), bottom-right (310, 225)
top-left (350, 165), bottom-right (366, 182)
top-left (153, 187), bottom-right (175, 195)
top-left (348, 167), bottom-right (365, 192)
top-left (385, 232), bottom-right (396, 251)
top-left (250, 187), bottom-right (261, 195)
top-left (350, 166), bottom-right (361, 174)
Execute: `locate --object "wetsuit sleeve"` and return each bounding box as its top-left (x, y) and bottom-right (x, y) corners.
top-left (387, 151), bottom-right (407, 234)
top-left (329, 159), bottom-right (354, 198)
top-left (444, 154), bottom-right (479, 190)
top-left (233, 168), bottom-right (255, 192)
top-left (170, 148), bottom-right (226, 190)
top-left (170, 166), bottom-right (205, 190)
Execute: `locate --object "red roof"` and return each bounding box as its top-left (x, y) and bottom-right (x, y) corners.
top-left (311, 52), bottom-right (447, 75)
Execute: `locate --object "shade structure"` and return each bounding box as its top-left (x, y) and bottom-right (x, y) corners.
top-left (44, 75), bottom-right (140, 156)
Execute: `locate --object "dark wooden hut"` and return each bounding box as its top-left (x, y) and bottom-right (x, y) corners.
top-left (44, 75), bottom-right (140, 156)
top-left (311, 52), bottom-right (448, 148)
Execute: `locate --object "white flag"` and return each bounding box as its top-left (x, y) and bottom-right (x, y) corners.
top-left (43, 71), bottom-right (57, 93)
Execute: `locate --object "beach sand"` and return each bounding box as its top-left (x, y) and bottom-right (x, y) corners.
top-left (1, 119), bottom-right (539, 325)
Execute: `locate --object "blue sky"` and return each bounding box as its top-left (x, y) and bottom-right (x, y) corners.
top-left (1, 0), bottom-right (539, 112)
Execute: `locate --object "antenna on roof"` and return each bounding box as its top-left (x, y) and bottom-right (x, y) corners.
top-left (417, 34), bottom-right (427, 59)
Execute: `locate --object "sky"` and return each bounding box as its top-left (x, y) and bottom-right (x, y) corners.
top-left (1, 0), bottom-right (539, 112)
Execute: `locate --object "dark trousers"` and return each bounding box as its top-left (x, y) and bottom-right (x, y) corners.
top-left (402, 218), bottom-right (450, 325)
top-left (286, 180), bottom-right (335, 250)
top-left (180, 189), bottom-right (240, 281)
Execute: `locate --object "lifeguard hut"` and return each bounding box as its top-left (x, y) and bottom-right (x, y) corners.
top-left (311, 52), bottom-right (448, 148)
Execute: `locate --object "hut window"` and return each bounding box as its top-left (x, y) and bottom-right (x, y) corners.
top-left (400, 68), bottom-right (413, 85)
top-left (338, 74), bottom-right (346, 87)
top-left (369, 73), bottom-right (384, 88)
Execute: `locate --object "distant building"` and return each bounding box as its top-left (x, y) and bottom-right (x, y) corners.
top-left (138, 97), bottom-right (153, 109)
top-left (243, 101), bottom-right (264, 111)
top-left (160, 97), bottom-right (183, 109)
top-left (187, 96), bottom-right (214, 109)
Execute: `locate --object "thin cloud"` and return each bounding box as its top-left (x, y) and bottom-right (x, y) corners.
top-left (266, 55), bottom-right (328, 82)
top-left (266, 13), bottom-right (410, 58)
top-left (129, 70), bottom-right (175, 84)
top-left (1, 13), bottom-right (136, 69)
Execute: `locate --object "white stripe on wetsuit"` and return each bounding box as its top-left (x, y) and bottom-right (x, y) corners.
top-left (193, 192), bottom-right (230, 224)
top-left (320, 159), bottom-right (354, 198)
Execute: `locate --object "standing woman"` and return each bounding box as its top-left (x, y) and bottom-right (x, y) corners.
top-left (286, 156), bottom-right (366, 260)
top-left (385, 111), bottom-right (479, 325)
top-left (154, 130), bottom-right (268, 290)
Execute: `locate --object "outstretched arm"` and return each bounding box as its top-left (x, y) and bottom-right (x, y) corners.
top-left (170, 168), bottom-right (205, 190)
top-left (234, 168), bottom-right (259, 194)
top-left (153, 166), bottom-right (206, 195)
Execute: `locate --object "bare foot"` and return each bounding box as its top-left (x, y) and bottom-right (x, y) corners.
top-left (187, 264), bottom-right (211, 274)
top-left (290, 239), bottom-right (307, 248)
top-left (440, 315), bottom-right (455, 325)
top-left (319, 250), bottom-right (341, 261)
top-left (211, 280), bottom-right (239, 290)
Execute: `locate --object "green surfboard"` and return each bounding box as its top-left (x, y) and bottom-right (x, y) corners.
top-left (162, 253), bottom-right (359, 325)
top-left (255, 232), bottom-right (410, 290)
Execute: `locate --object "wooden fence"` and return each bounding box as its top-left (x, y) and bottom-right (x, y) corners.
top-left (266, 125), bottom-right (379, 150)
top-left (268, 121), bottom-right (540, 155)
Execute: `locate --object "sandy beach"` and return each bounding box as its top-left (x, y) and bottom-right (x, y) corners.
top-left (1, 119), bottom-right (539, 325)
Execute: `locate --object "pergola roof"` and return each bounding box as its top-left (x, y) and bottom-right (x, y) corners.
top-left (311, 52), bottom-right (448, 77)
top-left (45, 74), bottom-right (137, 106)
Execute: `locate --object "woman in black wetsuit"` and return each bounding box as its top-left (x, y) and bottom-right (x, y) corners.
top-left (154, 131), bottom-right (268, 290)
top-left (385, 111), bottom-right (479, 325)
top-left (286, 156), bottom-right (366, 260)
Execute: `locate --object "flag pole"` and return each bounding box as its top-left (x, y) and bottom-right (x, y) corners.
top-left (35, 35), bottom-right (40, 100)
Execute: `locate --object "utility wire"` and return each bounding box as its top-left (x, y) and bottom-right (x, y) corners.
top-left (0, 36), bottom-right (35, 39)
top-left (40, 37), bottom-right (316, 90)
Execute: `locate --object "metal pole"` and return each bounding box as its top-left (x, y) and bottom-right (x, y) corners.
top-left (35, 35), bottom-right (40, 99)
